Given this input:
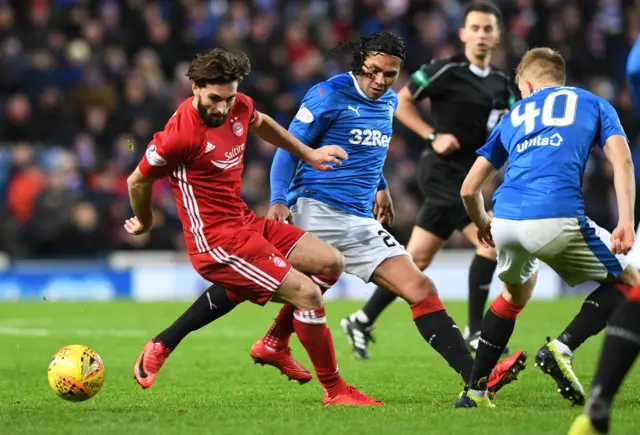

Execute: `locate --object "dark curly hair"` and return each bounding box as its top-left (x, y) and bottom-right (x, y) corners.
top-left (187, 48), bottom-right (251, 87)
top-left (329, 31), bottom-right (406, 76)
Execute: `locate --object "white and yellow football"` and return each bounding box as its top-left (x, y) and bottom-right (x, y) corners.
top-left (48, 345), bottom-right (105, 402)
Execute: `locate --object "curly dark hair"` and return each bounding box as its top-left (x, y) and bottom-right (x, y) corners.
top-left (186, 48), bottom-right (251, 87)
top-left (328, 31), bottom-right (406, 76)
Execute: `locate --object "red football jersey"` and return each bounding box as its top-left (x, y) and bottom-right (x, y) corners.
top-left (138, 93), bottom-right (261, 255)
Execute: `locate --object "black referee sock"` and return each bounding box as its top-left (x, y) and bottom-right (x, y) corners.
top-left (586, 301), bottom-right (640, 434)
top-left (359, 286), bottom-right (398, 326)
top-left (557, 283), bottom-right (625, 352)
top-left (155, 284), bottom-right (236, 350)
top-left (468, 255), bottom-right (497, 334)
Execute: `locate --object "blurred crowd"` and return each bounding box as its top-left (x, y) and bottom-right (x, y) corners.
top-left (1, 0), bottom-right (640, 259)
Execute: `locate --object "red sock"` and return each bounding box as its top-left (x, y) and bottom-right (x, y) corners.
top-left (293, 307), bottom-right (346, 397)
top-left (627, 284), bottom-right (640, 302)
top-left (489, 294), bottom-right (524, 320)
top-left (262, 275), bottom-right (339, 351)
top-left (263, 305), bottom-right (295, 351)
top-left (410, 295), bottom-right (445, 320)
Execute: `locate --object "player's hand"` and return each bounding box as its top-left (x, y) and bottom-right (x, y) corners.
top-left (476, 216), bottom-right (494, 248)
top-left (306, 145), bottom-right (348, 171)
top-left (267, 203), bottom-right (293, 224)
top-left (124, 216), bottom-right (152, 235)
top-left (611, 223), bottom-right (635, 255)
top-left (431, 134), bottom-right (460, 155)
top-left (374, 188), bottom-right (395, 226)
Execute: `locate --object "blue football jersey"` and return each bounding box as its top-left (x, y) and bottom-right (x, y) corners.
top-left (286, 72), bottom-right (397, 217)
top-left (478, 86), bottom-right (627, 220)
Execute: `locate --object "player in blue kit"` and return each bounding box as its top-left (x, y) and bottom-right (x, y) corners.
top-left (567, 36), bottom-right (640, 435)
top-left (251, 31), bottom-right (525, 394)
top-left (454, 47), bottom-right (640, 413)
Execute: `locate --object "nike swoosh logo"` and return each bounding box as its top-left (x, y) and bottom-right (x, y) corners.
top-left (138, 352), bottom-right (148, 378)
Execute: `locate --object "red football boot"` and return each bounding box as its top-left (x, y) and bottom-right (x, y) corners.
top-left (323, 385), bottom-right (384, 406)
top-left (250, 339), bottom-right (313, 384)
top-left (134, 338), bottom-right (172, 389)
top-left (487, 350), bottom-right (527, 397)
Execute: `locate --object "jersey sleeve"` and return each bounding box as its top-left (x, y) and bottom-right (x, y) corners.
top-left (406, 60), bottom-right (451, 102)
top-left (242, 93), bottom-right (261, 126)
top-left (288, 86), bottom-right (339, 146)
top-left (138, 123), bottom-right (190, 179)
top-left (597, 100), bottom-right (628, 149)
top-left (270, 148), bottom-right (299, 206)
top-left (476, 118), bottom-right (508, 169)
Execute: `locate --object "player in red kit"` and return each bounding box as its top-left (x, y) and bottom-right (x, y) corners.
top-left (129, 48), bottom-right (381, 406)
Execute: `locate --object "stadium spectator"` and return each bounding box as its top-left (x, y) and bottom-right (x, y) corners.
top-left (1, 0), bottom-right (639, 258)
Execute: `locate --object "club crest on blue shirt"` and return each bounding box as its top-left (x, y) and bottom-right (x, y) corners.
top-left (387, 101), bottom-right (395, 119)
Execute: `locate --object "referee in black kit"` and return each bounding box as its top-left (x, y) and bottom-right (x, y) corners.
top-left (342, 2), bottom-right (519, 360)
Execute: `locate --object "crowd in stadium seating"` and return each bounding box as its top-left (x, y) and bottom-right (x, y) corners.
top-left (1, 0), bottom-right (639, 258)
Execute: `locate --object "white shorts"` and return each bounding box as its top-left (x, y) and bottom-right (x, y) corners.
top-left (291, 197), bottom-right (409, 282)
top-left (491, 217), bottom-right (627, 286)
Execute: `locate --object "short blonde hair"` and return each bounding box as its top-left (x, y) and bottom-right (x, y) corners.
top-left (515, 47), bottom-right (566, 86)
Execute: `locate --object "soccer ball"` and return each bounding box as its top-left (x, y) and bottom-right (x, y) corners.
top-left (48, 345), bottom-right (105, 402)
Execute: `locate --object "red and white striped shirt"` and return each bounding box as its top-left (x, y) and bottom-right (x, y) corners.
top-left (138, 93), bottom-right (261, 255)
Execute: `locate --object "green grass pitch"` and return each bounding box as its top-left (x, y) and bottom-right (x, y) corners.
top-left (1, 299), bottom-right (639, 434)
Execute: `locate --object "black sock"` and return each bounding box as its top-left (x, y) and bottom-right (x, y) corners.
top-left (586, 301), bottom-right (640, 434)
top-left (155, 284), bottom-right (236, 350)
top-left (360, 286), bottom-right (397, 326)
top-left (413, 310), bottom-right (474, 382)
top-left (558, 283), bottom-right (625, 352)
top-left (468, 255), bottom-right (497, 334)
top-left (469, 309), bottom-right (517, 389)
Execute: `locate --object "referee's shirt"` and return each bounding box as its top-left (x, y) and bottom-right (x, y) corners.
top-left (407, 54), bottom-right (517, 206)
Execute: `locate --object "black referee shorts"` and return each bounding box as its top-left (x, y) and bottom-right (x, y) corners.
top-left (415, 200), bottom-right (472, 241)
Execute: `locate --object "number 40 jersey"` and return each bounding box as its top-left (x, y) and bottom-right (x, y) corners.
top-left (285, 72), bottom-right (398, 218)
top-left (478, 86), bottom-right (628, 220)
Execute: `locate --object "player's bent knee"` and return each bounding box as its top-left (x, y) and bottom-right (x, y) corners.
top-left (402, 273), bottom-right (438, 303)
top-left (502, 280), bottom-right (534, 306)
top-left (295, 281), bottom-right (323, 311)
top-left (322, 247), bottom-right (344, 277)
top-left (616, 266), bottom-right (640, 287)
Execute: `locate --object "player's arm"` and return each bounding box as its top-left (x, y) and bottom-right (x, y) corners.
top-left (599, 100), bottom-right (636, 253)
top-left (461, 122), bottom-right (507, 238)
top-left (126, 168), bottom-right (155, 233)
top-left (460, 157), bottom-right (497, 231)
top-left (126, 132), bottom-right (185, 235)
top-left (604, 135), bottom-right (635, 229)
top-left (250, 111), bottom-right (347, 171)
top-left (627, 35), bottom-right (640, 114)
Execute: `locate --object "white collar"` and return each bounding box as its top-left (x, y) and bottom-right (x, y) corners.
top-left (349, 72), bottom-right (374, 100)
top-left (468, 63), bottom-right (491, 78)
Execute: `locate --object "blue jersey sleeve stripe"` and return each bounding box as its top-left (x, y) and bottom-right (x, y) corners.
top-left (577, 216), bottom-right (624, 277)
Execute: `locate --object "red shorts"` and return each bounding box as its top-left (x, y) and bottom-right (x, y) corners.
top-left (190, 217), bottom-right (306, 306)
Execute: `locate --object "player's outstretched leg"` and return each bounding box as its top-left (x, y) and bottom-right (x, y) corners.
top-left (371, 255), bottom-right (526, 400)
top-left (456, 280), bottom-right (532, 409)
top-left (274, 269), bottom-right (382, 406)
top-left (465, 254), bottom-right (503, 352)
top-left (568, 296), bottom-right (640, 434)
top-left (535, 283), bottom-right (625, 405)
top-left (342, 226), bottom-right (442, 360)
top-left (134, 283), bottom-right (236, 389)
top-left (250, 274), bottom-right (338, 384)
